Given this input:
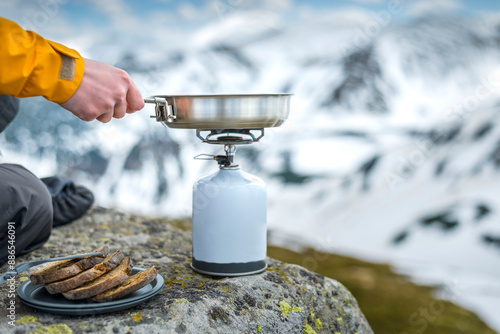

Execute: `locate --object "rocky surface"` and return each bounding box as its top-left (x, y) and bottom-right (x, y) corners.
top-left (0, 207), bottom-right (372, 333)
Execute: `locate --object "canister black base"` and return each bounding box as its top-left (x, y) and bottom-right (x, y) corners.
top-left (191, 258), bottom-right (267, 277)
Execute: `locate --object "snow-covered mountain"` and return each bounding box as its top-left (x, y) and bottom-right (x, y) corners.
top-left (2, 12), bottom-right (500, 331)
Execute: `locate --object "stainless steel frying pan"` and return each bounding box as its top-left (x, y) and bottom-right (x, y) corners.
top-left (144, 94), bottom-right (292, 130)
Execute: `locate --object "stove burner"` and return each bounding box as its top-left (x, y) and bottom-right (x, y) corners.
top-left (196, 129), bottom-right (264, 145)
top-left (217, 136), bottom-right (243, 142)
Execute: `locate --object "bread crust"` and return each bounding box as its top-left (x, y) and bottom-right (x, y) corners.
top-left (29, 246), bottom-right (109, 285)
top-left (62, 257), bottom-right (133, 300)
top-left (92, 266), bottom-right (158, 302)
top-left (44, 250), bottom-right (124, 294)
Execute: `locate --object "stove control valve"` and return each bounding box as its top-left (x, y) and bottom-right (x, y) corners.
top-left (194, 144), bottom-right (238, 168)
top-left (194, 154), bottom-right (234, 167)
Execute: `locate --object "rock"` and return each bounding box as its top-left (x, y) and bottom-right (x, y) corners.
top-left (0, 207), bottom-right (373, 333)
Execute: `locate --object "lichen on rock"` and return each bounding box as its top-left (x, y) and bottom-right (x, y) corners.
top-left (0, 207), bottom-right (373, 333)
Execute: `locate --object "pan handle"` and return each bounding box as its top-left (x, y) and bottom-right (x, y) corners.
top-left (144, 97), bottom-right (176, 122)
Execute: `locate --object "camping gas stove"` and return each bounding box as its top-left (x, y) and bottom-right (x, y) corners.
top-left (145, 95), bottom-right (291, 276)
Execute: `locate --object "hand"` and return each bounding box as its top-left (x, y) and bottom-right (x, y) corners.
top-left (60, 58), bottom-right (144, 123)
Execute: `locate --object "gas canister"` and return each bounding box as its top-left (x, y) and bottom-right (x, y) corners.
top-left (191, 146), bottom-right (267, 276)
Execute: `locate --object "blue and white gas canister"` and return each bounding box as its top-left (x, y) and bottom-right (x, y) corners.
top-left (191, 166), bottom-right (267, 276)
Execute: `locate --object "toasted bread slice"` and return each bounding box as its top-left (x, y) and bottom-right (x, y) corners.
top-left (92, 266), bottom-right (158, 302)
top-left (45, 250), bottom-right (125, 294)
top-left (63, 257), bottom-right (132, 300)
top-left (30, 246), bottom-right (109, 285)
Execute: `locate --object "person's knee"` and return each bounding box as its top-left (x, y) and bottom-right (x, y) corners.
top-left (0, 164), bottom-right (52, 217)
top-left (0, 164), bottom-right (53, 254)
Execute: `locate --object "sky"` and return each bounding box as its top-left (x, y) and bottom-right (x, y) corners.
top-left (1, 0), bottom-right (500, 63)
top-left (58, 0), bottom-right (500, 21)
top-left (3, 0), bottom-right (500, 35)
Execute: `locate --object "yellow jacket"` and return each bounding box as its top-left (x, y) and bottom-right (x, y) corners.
top-left (0, 17), bottom-right (84, 104)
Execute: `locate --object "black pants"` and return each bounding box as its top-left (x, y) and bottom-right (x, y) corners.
top-left (0, 95), bottom-right (53, 267)
top-left (0, 164), bottom-right (53, 267)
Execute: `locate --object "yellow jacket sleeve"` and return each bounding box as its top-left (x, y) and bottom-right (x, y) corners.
top-left (0, 17), bottom-right (84, 104)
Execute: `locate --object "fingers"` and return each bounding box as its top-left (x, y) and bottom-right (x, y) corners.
top-left (125, 80), bottom-right (145, 113)
top-left (113, 98), bottom-right (127, 119)
top-left (95, 98), bottom-right (127, 123)
top-left (97, 78), bottom-right (142, 123)
top-left (97, 111), bottom-right (113, 123)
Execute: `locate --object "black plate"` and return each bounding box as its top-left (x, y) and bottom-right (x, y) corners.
top-left (17, 267), bottom-right (164, 315)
